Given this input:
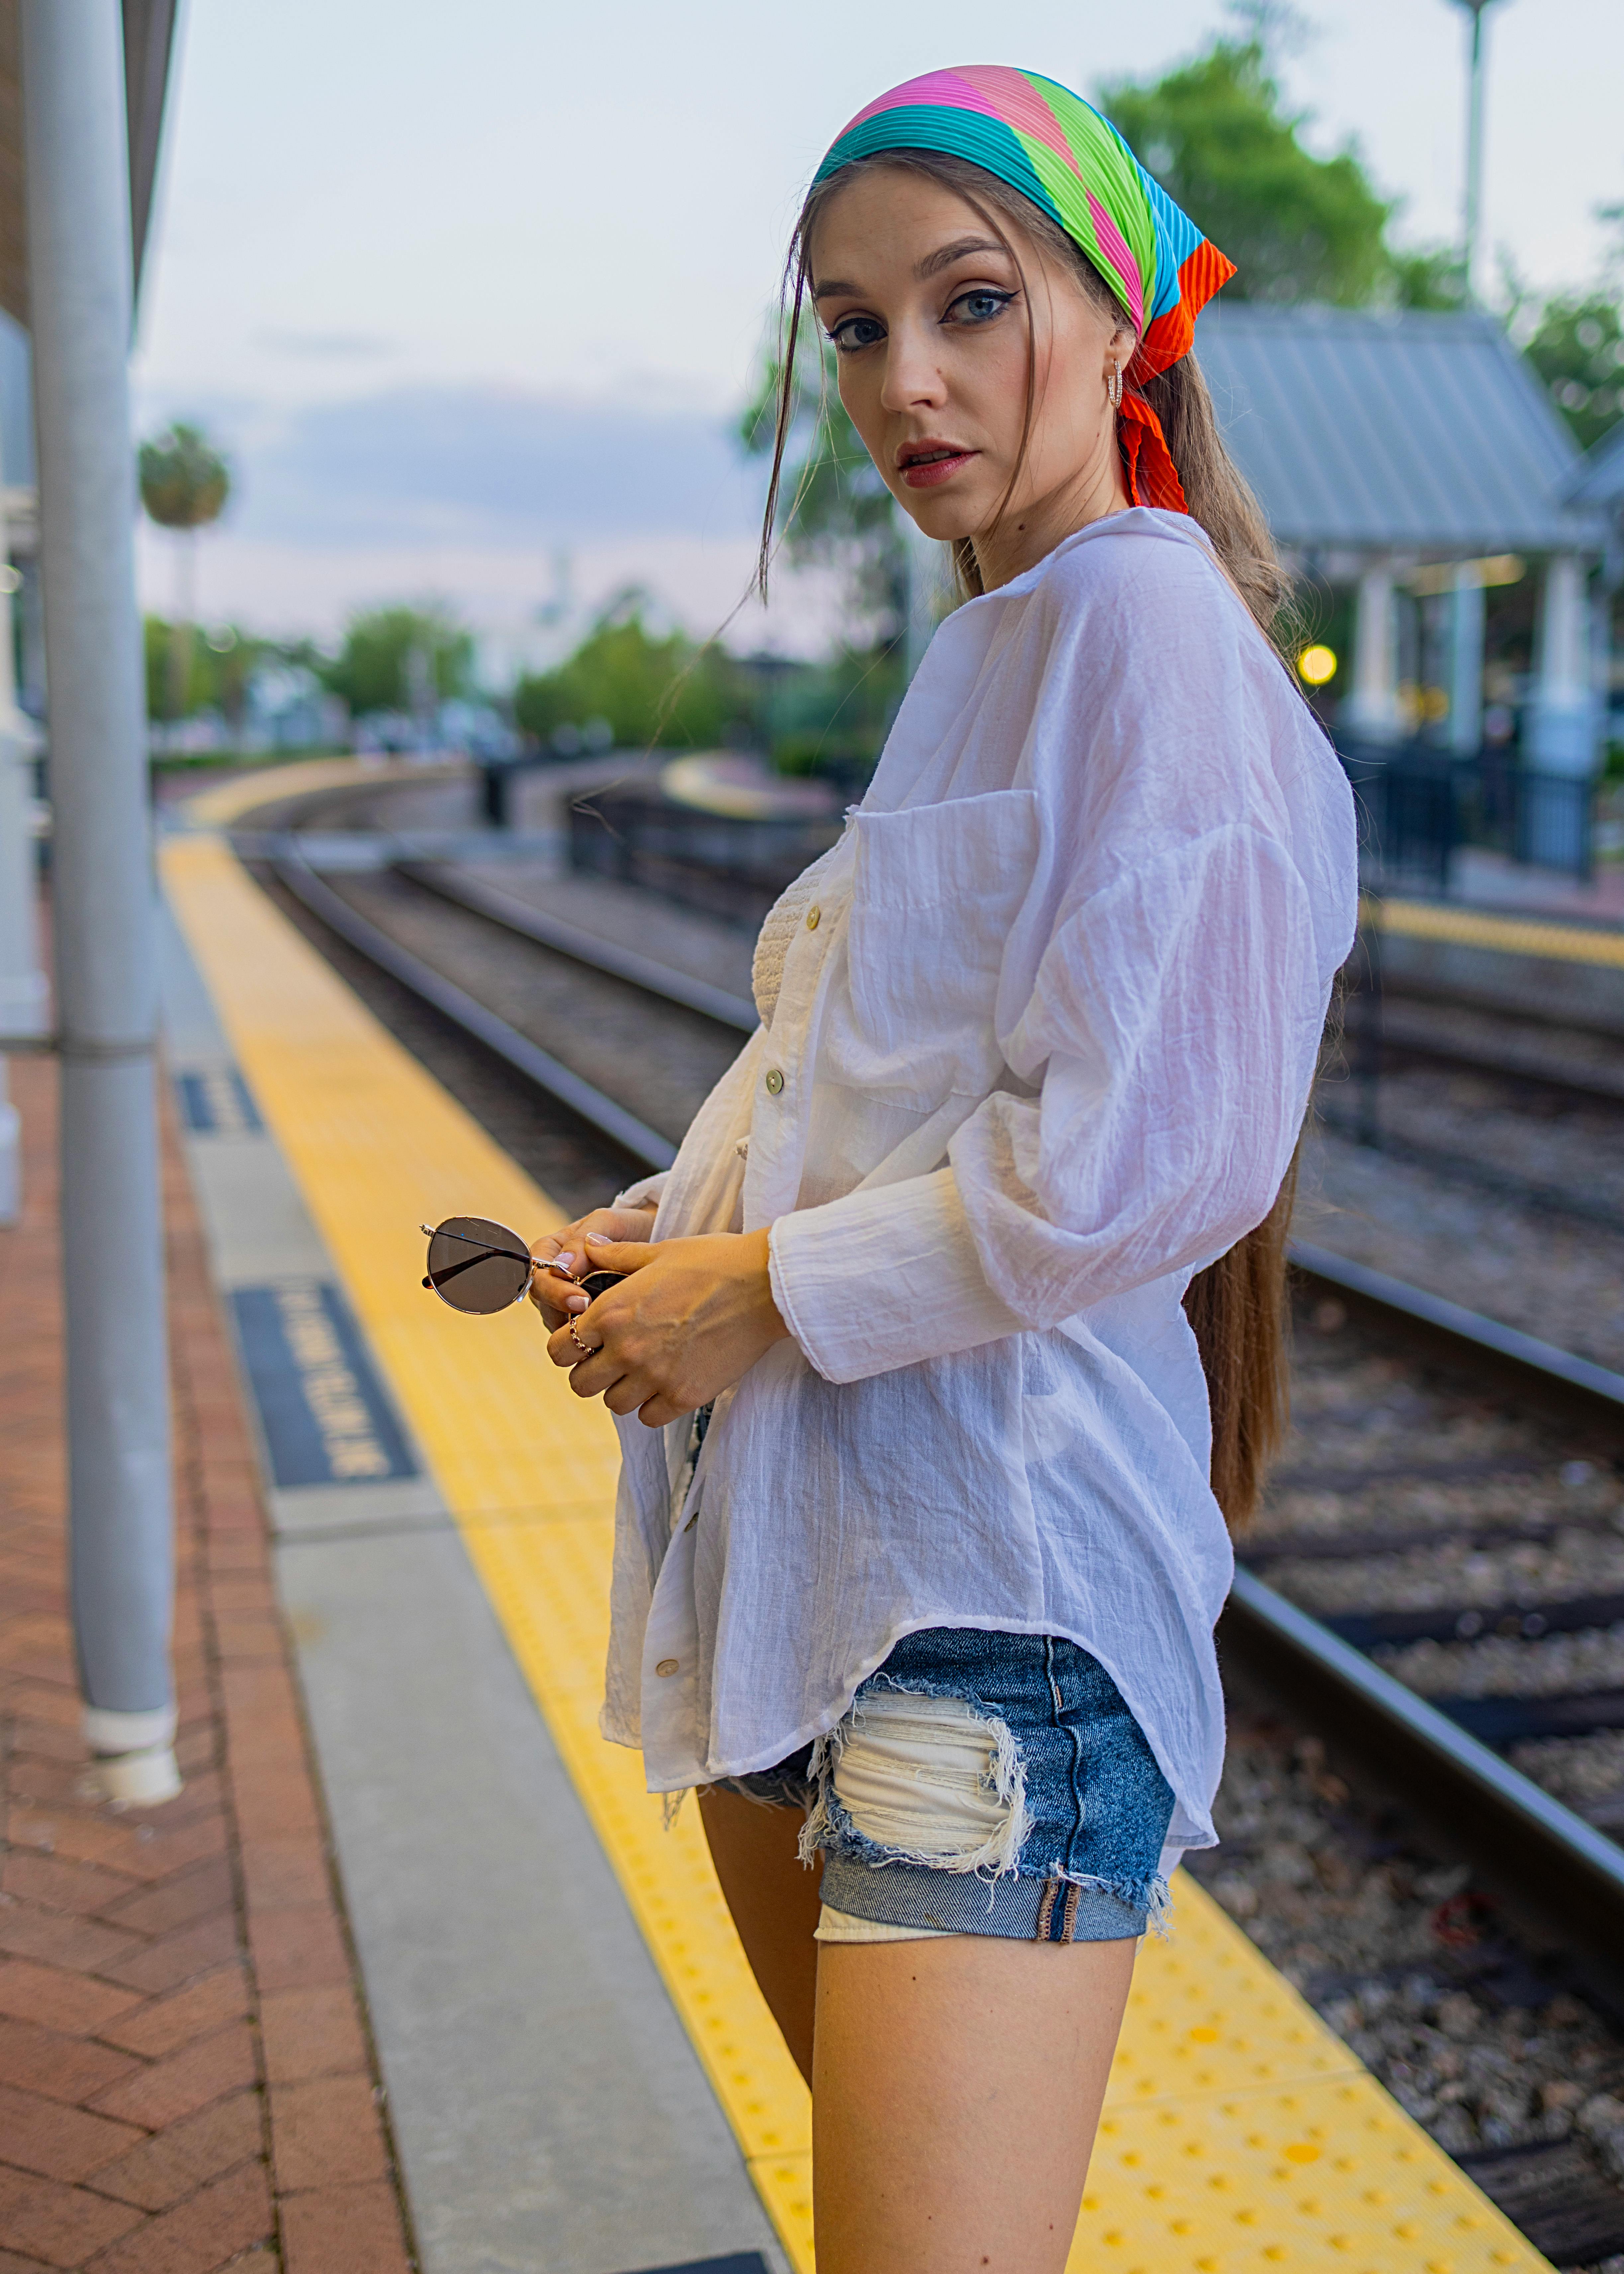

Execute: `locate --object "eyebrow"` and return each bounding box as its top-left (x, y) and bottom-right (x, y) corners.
top-left (811, 234), bottom-right (1013, 300)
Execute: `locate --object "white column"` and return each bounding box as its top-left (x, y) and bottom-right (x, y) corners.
top-left (1528, 554), bottom-right (1596, 775)
top-left (1448, 562), bottom-right (1486, 755)
top-left (0, 451), bottom-right (50, 1224)
top-left (1344, 559), bottom-right (1401, 740)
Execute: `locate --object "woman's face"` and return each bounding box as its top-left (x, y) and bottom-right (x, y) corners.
top-left (810, 167), bottom-right (1136, 584)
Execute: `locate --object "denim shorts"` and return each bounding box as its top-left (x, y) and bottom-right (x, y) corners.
top-left (715, 1628), bottom-right (1176, 1944)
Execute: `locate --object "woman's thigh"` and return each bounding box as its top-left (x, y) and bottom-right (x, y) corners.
top-left (813, 1932), bottom-right (1137, 2274)
top-left (697, 1786), bottom-right (823, 2085)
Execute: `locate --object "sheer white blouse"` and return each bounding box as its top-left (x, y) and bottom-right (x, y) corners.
top-left (602, 508), bottom-right (1358, 1865)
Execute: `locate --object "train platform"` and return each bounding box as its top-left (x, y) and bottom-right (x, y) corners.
top-left (0, 755), bottom-right (1556, 2272)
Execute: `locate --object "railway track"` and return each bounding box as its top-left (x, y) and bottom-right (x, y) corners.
top-left (230, 777), bottom-right (1624, 2264)
top-left (237, 793), bottom-right (1624, 1896)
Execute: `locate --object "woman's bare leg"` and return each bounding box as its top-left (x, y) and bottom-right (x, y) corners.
top-left (697, 1787), bottom-right (823, 2085)
top-left (812, 1934), bottom-right (1137, 2274)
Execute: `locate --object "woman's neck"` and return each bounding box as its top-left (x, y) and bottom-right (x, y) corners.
top-left (971, 448), bottom-right (1131, 592)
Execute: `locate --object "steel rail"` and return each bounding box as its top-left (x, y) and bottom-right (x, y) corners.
top-left (1289, 1239), bottom-right (1624, 1412)
top-left (1225, 1242), bottom-right (1624, 1955)
top-left (396, 859), bottom-right (760, 1033)
top-left (262, 843), bottom-right (677, 1175)
top-left (251, 797), bottom-right (1624, 1951)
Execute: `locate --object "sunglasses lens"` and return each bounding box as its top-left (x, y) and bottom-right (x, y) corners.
top-left (425, 1215), bottom-right (531, 1314)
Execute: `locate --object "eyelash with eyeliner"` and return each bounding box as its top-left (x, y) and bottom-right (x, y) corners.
top-left (827, 285), bottom-right (1019, 354)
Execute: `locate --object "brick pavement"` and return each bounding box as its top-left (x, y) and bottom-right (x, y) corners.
top-left (0, 1054), bottom-right (416, 2273)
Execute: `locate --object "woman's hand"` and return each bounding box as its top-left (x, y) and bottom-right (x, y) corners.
top-left (528, 1203), bottom-right (657, 1330)
top-left (546, 1228), bottom-right (789, 1428)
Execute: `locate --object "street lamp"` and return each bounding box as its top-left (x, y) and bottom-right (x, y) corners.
top-left (1449, 0), bottom-right (1507, 300)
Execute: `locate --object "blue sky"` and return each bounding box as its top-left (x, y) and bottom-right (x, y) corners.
top-left (131, 0), bottom-right (1624, 663)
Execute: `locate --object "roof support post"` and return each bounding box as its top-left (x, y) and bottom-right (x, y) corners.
top-left (1528, 554), bottom-right (1596, 775)
top-left (1447, 563), bottom-right (1486, 755)
top-left (21, 0), bottom-right (179, 1804)
top-left (1344, 558), bottom-right (1401, 741)
top-left (0, 453), bottom-right (47, 1227)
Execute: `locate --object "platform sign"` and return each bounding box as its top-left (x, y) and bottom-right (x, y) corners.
top-left (230, 1278), bottom-right (416, 1489)
top-left (175, 1065), bottom-right (264, 1136)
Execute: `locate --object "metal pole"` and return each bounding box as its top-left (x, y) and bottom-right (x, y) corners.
top-left (21, 0), bottom-right (178, 1805)
top-left (1452, 0), bottom-right (1507, 302)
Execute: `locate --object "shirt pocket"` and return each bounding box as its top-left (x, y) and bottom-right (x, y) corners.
top-left (833, 787), bottom-right (1041, 1110)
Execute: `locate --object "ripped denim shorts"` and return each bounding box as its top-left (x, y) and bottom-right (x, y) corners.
top-left (715, 1628), bottom-right (1176, 1945)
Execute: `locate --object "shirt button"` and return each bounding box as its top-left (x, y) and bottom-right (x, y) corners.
top-left (764, 1068), bottom-right (784, 1096)
top-left (655, 1658), bottom-right (679, 1677)
top-left (806, 904), bottom-right (821, 931)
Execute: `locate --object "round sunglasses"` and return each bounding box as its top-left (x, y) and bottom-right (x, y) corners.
top-left (420, 1215), bottom-right (624, 1316)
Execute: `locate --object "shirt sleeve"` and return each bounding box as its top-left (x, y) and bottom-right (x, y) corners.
top-left (613, 1173), bottom-right (669, 1213)
top-left (769, 821), bottom-right (1326, 1386)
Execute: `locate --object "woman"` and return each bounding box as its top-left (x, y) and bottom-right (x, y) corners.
top-left (532, 65), bottom-right (1356, 2274)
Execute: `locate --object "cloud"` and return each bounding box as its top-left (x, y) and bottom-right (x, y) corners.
top-left (225, 383), bottom-right (767, 550)
top-left (255, 330), bottom-right (400, 360)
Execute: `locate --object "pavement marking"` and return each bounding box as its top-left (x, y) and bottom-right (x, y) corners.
top-left (174, 1063), bottom-right (263, 1135)
top-left (164, 828), bottom-right (1551, 2274)
top-left (1371, 894), bottom-right (1624, 968)
top-left (229, 1278), bottom-right (417, 1489)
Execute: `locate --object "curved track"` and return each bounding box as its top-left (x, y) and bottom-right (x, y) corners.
top-left (235, 779), bottom-right (1624, 1961)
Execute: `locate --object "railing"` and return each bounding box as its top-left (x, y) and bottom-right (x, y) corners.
top-left (567, 781), bottom-right (843, 931)
top-left (1337, 738), bottom-right (1596, 892)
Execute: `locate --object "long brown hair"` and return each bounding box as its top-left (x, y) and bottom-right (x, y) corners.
top-left (762, 151), bottom-right (1301, 1527)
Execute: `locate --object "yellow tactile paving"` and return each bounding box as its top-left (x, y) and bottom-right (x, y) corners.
top-left (1370, 893), bottom-right (1624, 969)
top-left (183, 753), bottom-right (431, 826)
top-left (162, 827), bottom-right (1551, 2274)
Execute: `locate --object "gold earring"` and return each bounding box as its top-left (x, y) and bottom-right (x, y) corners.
top-left (1107, 359), bottom-right (1124, 410)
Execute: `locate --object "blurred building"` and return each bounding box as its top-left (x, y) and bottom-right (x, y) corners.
top-left (1194, 303), bottom-right (1611, 774)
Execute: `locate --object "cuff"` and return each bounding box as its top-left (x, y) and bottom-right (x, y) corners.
top-left (768, 1167), bottom-right (1023, 1385)
top-left (614, 1172), bottom-right (669, 1213)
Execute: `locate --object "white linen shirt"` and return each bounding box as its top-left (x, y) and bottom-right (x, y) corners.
top-left (603, 508), bottom-right (1358, 1862)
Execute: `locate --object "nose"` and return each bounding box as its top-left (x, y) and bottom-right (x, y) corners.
top-left (879, 315), bottom-right (947, 415)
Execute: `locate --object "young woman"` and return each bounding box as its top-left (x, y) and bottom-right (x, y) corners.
top-left (532, 65), bottom-right (1356, 2274)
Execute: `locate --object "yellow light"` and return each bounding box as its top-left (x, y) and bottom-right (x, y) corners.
top-left (1297, 644), bottom-right (1338, 687)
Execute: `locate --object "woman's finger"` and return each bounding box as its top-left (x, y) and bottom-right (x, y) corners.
top-left (580, 1235), bottom-right (659, 1274)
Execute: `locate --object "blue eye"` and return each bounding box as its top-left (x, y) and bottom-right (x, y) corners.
top-left (947, 289), bottom-right (1015, 326)
top-left (830, 315), bottom-right (885, 354)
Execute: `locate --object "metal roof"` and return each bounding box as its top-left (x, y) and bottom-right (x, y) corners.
top-left (1191, 302), bottom-right (1605, 557)
top-left (0, 0), bottom-right (178, 327)
top-left (1567, 416), bottom-right (1624, 512)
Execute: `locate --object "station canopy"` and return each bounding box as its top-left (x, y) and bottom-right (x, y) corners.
top-left (1566, 413), bottom-right (1624, 515)
top-left (1191, 302), bottom-right (1606, 559)
top-left (0, 0), bottom-right (176, 326)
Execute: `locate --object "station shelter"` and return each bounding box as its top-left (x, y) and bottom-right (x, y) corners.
top-left (1193, 303), bottom-right (1611, 776)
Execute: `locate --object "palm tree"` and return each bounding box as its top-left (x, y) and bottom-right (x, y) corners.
top-left (138, 423), bottom-right (231, 727)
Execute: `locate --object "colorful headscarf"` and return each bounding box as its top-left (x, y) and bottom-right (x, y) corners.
top-left (812, 66), bottom-right (1235, 514)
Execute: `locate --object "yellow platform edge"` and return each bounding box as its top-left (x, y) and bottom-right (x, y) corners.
top-left (161, 829), bottom-right (1551, 2274)
top-left (1369, 892), bottom-right (1624, 970)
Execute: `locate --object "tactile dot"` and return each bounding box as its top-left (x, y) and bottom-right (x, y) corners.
top-left (1285, 2143), bottom-right (1320, 2164)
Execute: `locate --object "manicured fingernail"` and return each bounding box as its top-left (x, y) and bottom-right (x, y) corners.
top-left (584, 1232), bottom-right (607, 1245)
top-left (554, 1251), bottom-right (575, 1271)
top-left (565, 1293), bottom-right (588, 1313)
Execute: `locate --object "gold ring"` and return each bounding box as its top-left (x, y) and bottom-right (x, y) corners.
top-left (568, 1318), bottom-right (597, 1357)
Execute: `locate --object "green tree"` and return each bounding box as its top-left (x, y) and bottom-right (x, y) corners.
top-left (1526, 291), bottom-right (1624, 454)
top-left (512, 594), bottom-right (733, 750)
top-left (144, 617), bottom-right (272, 732)
top-left (318, 604), bottom-right (472, 717)
top-left (738, 331), bottom-right (907, 642)
top-left (1099, 37), bottom-right (1395, 307)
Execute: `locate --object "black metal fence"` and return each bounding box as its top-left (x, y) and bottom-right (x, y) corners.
top-left (567, 782), bottom-right (843, 931)
top-left (1337, 738), bottom-right (1596, 893)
